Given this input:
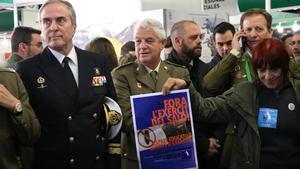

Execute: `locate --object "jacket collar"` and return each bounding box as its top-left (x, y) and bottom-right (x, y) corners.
top-left (135, 61), bottom-right (171, 92)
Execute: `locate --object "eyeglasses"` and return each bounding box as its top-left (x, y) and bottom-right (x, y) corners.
top-left (290, 40), bottom-right (300, 46)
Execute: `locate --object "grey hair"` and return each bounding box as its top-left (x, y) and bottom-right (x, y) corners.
top-left (39, 0), bottom-right (77, 26)
top-left (134, 18), bottom-right (166, 40)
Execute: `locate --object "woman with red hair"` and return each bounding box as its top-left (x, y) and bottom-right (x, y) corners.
top-left (163, 38), bottom-right (300, 169)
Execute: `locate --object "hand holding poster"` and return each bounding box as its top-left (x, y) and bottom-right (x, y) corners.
top-left (130, 89), bottom-right (198, 169)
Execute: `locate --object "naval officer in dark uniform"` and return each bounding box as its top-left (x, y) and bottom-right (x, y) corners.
top-left (16, 0), bottom-right (120, 169)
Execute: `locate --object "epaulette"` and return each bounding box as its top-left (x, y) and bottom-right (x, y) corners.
top-left (164, 60), bottom-right (186, 69)
top-left (0, 67), bottom-right (16, 73)
top-left (113, 61), bottom-right (135, 71)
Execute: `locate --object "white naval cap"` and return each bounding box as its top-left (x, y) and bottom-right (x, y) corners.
top-left (103, 97), bottom-right (122, 140)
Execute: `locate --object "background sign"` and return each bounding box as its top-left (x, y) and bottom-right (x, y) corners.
top-left (238, 0), bottom-right (300, 12)
top-left (202, 0), bottom-right (238, 15)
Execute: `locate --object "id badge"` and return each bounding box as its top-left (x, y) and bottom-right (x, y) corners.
top-left (257, 108), bottom-right (278, 129)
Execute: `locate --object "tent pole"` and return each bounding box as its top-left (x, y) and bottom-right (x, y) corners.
top-left (13, 0), bottom-right (18, 27)
top-left (265, 0), bottom-right (271, 12)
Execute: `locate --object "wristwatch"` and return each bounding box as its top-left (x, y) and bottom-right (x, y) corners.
top-left (13, 102), bottom-right (23, 116)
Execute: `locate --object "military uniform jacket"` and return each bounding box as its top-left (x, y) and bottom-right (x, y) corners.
top-left (0, 68), bottom-right (40, 169)
top-left (111, 61), bottom-right (190, 169)
top-left (6, 53), bottom-right (23, 69)
top-left (16, 47), bottom-right (119, 169)
top-left (202, 50), bottom-right (300, 94)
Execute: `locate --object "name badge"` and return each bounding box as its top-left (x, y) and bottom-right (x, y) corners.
top-left (257, 108), bottom-right (278, 129)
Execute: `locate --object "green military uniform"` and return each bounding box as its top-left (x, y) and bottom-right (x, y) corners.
top-left (203, 49), bottom-right (300, 94)
top-left (6, 54), bottom-right (23, 69)
top-left (0, 68), bottom-right (40, 169)
top-left (111, 61), bottom-right (190, 169)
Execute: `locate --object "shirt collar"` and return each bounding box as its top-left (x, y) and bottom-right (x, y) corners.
top-left (145, 61), bottom-right (161, 73)
top-left (49, 46), bottom-right (78, 66)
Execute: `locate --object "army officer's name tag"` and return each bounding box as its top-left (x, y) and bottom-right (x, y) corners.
top-left (258, 108), bottom-right (278, 129)
top-left (92, 76), bottom-right (106, 86)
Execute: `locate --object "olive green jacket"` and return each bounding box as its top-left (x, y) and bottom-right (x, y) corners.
top-left (202, 51), bottom-right (300, 94)
top-left (0, 68), bottom-right (40, 169)
top-left (6, 54), bottom-right (23, 70)
top-left (111, 61), bottom-right (190, 169)
top-left (190, 77), bottom-right (300, 169)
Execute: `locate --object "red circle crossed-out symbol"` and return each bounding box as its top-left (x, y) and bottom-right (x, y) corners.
top-left (137, 128), bottom-right (156, 148)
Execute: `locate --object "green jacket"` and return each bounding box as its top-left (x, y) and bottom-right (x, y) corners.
top-left (202, 51), bottom-right (300, 94)
top-left (0, 68), bottom-right (40, 169)
top-left (190, 77), bottom-right (300, 169)
top-left (111, 61), bottom-right (190, 169)
top-left (6, 54), bottom-right (23, 70)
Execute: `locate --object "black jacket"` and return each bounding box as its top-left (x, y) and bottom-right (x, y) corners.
top-left (17, 47), bottom-right (120, 169)
top-left (167, 50), bottom-right (210, 96)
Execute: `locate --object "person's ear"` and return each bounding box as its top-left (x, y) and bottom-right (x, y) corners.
top-left (175, 36), bottom-right (182, 47)
top-left (161, 39), bottom-right (166, 50)
top-left (18, 42), bottom-right (28, 52)
top-left (268, 29), bottom-right (273, 38)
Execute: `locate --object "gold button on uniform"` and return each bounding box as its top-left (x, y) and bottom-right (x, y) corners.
top-left (96, 155), bottom-right (100, 160)
top-left (93, 113), bottom-right (98, 118)
top-left (68, 116), bottom-right (72, 120)
top-left (69, 158), bottom-right (75, 164)
top-left (69, 137), bottom-right (74, 142)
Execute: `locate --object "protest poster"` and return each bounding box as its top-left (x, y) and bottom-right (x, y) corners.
top-left (130, 89), bottom-right (198, 169)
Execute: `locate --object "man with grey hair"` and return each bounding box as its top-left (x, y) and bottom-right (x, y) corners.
top-left (16, 0), bottom-right (120, 169)
top-left (112, 18), bottom-right (190, 169)
top-left (291, 30), bottom-right (300, 62)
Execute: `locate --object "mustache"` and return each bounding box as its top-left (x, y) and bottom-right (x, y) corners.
top-left (193, 45), bottom-right (202, 50)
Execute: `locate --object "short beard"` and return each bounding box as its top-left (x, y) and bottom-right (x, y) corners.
top-left (181, 43), bottom-right (202, 58)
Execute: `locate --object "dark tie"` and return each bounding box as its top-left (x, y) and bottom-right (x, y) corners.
top-left (62, 57), bottom-right (78, 98)
top-left (150, 71), bottom-right (158, 85)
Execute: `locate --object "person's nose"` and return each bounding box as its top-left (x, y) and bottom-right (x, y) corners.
top-left (139, 40), bottom-right (148, 48)
top-left (264, 70), bottom-right (272, 79)
top-left (248, 29), bottom-right (258, 38)
top-left (49, 21), bottom-right (58, 31)
top-left (222, 44), bottom-right (230, 52)
top-left (196, 35), bottom-right (202, 44)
